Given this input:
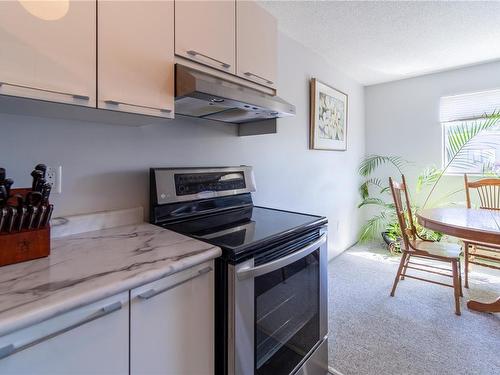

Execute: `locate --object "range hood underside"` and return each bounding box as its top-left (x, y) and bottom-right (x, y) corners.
top-left (174, 64), bottom-right (296, 126)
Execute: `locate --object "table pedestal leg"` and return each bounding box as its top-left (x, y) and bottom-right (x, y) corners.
top-left (467, 297), bottom-right (500, 313)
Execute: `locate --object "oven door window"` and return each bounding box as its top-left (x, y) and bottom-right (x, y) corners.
top-left (254, 249), bottom-right (320, 375)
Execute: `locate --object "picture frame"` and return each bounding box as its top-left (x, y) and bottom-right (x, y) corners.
top-left (309, 78), bottom-right (348, 151)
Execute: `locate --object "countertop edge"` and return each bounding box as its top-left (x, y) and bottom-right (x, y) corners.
top-left (0, 246), bottom-right (221, 338)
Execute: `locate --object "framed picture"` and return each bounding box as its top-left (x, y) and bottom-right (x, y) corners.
top-left (310, 78), bottom-right (348, 151)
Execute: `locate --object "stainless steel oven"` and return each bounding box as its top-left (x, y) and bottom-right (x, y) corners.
top-left (150, 166), bottom-right (329, 375)
top-left (228, 229), bottom-right (328, 375)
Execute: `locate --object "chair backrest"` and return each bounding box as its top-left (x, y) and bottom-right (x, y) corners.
top-left (389, 175), bottom-right (416, 251)
top-left (464, 174), bottom-right (500, 210)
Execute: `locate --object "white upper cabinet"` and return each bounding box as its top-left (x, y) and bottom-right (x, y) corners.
top-left (0, 0), bottom-right (96, 106)
top-left (175, 0), bottom-right (236, 74)
top-left (236, 0), bottom-right (277, 89)
top-left (98, 0), bottom-right (174, 118)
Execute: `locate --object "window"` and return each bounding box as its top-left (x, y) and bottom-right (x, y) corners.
top-left (440, 89), bottom-right (500, 175)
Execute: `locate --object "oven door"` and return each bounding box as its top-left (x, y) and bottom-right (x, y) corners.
top-left (229, 229), bottom-right (328, 375)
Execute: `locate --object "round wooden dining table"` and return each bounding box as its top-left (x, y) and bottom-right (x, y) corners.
top-left (417, 207), bottom-right (500, 313)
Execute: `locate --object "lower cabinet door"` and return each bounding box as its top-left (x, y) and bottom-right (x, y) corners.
top-left (0, 292), bottom-right (129, 375)
top-left (130, 261), bottom-right (215, 375)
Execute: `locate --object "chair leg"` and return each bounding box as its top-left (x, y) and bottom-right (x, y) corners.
top-left (464, 242), bottom-right (469, 289)
top-left (401, 253), bottom-right (410, 280)
top-left (452, 260), bottom-right (461, 316)
top-left (458, 258), bottom-right (463, 297)
top-left (390, 253), bottom-right (407, 297)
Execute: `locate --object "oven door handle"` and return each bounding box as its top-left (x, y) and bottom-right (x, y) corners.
top-left (236, 233), bottom-right (327, 280)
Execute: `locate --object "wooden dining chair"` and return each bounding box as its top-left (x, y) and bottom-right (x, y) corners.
top-left (389, 175), bottom-right (463, 315)
top-left (463, 174), bottom-right (500, 288)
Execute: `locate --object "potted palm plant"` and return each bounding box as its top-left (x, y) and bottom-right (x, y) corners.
top-left (358, 111), bottom-right (500, 253)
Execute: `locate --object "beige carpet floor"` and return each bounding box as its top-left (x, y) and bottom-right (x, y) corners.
top-left (328, 243), bottom-right (500, 375)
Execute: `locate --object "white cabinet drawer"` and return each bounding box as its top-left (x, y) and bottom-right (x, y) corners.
top-left (0, 292), bottom-right (129, 375)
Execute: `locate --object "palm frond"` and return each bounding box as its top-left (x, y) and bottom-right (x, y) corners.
top-left (359, 178), bottom-right (384, 199)
top-left (358, 197), bottom-right (394, 209)
top-left (423, 110), bottom-right (500, 207)
top-left (416, 166), bottom-right (442, 193)
top-left (446, 112), bottom-right (500, 158)
top-left (380, 186), bottom-right (391, 194)
top-left (358, 212), bottom-right (389, 243)
top-left (358, 155), bottom-right (408, 177)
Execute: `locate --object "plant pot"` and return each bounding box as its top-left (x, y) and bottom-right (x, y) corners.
top-left (381, 231), bottom-right (396, 246)
top-left (381, 231), bottom-right (401, 253)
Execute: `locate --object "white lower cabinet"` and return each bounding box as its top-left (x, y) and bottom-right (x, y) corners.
top-left (0, 292), bottom-right (129, 375)
top-left (0, 262), bottom-right (215, 374)
top-left (130, 261), bottom-right (215, 375)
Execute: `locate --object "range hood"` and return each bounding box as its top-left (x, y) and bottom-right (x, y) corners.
top-left (174, 64), bottom-right (296, 124)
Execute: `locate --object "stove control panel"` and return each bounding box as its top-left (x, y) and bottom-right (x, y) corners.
top-left (151, 166), bottom-right (256, 205)
top-left (175, 172), bottom-right (246, 196)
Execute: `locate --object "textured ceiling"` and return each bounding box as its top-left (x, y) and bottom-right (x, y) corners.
top-left (260, 0), bottom-right (500, 85)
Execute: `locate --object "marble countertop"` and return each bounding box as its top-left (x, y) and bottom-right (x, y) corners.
top-left (0, 222), bottom-right (221, 337)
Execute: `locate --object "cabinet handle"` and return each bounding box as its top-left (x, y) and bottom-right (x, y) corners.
top-left (0, 301), bottom-right (122, 361)
top-left (186, 50), bottom-right (231, 69)
top-left (0, 81), bottom-right (90, 101)
top-left (137, 266), bottom-right (213, 300)
top-left (243, 72), bottom-right (273, 85)
top-left (104, 100), bottom-right (172, 114)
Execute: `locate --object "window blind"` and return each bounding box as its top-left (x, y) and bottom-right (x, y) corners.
top-left (440, 88), bottom-right (500, 123)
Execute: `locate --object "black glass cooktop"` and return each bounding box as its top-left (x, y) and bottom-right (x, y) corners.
top-left (162, 206), bottom-right (327, 259)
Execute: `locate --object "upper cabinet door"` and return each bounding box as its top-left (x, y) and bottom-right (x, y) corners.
top-left (175, 0), bottom-right (236, 74)
top-left (0, 1), bottom-right (95, 106)
top-left (237, 0), bottom-right (277, 89)
top-left (98, 0), bottom-right (174, 118)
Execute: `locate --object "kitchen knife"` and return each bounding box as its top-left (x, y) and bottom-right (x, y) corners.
top-left (4, 178), bottom-right (13, 198)
top-left (43, 204), bottom-right (54, 227)
top-left (7, 206), bottom-right (17, 233)
top-left (36, 205), bottom-right (47, 229)
top-left (35, 178), bottom-right (46, 193)
top-left (0, 206), bottom-right (7, 233)
top-left (25, 192), bottom-right (42, 230)
top-left (35, 164), bottom-right (47, 178)
top-left (30, 170), bottom-right (43, 192)
top-left (0, 185), bottom-right (6, 206)
top-left (15, 195), bottom-right (26, 232)
top-left (41, 182), bottom-right (51, 203)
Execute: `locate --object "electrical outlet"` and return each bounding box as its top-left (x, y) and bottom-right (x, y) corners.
top-left (46, 166), bottom-right (62, 194)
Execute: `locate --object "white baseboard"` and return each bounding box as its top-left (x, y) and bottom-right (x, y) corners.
top-left (329, 366), bottom-right (346, 375)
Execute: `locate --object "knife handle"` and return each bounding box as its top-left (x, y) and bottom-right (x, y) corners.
top-left (36, 206), bottom-right (47, 229)
top-left (7, 207), bottom-right (17, 233)
top-left (31, 170), bottom-right (43, 192)
top-left (0, 208), bottom-right (7, 233)
top-left (41, 183), bottom-right (51, 203)
top-left (27, 206), bottom-right (38, 230)
top-left (43, 205), bottom-right (54, 227)
top-left (17, 207), bottom-right (27, 232)
top-left (35, 164), bottom-right (47, 179)
top-left (4, 179), bottom-right (13, 198)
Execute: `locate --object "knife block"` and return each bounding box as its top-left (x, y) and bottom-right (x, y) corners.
top-left (0, 188), bottom-right (50, 267)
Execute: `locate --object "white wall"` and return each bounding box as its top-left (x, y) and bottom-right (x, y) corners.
top-left (1, 33), bottom-right (365, 259)
top-left (365, 60), bottom-right (500, 206)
